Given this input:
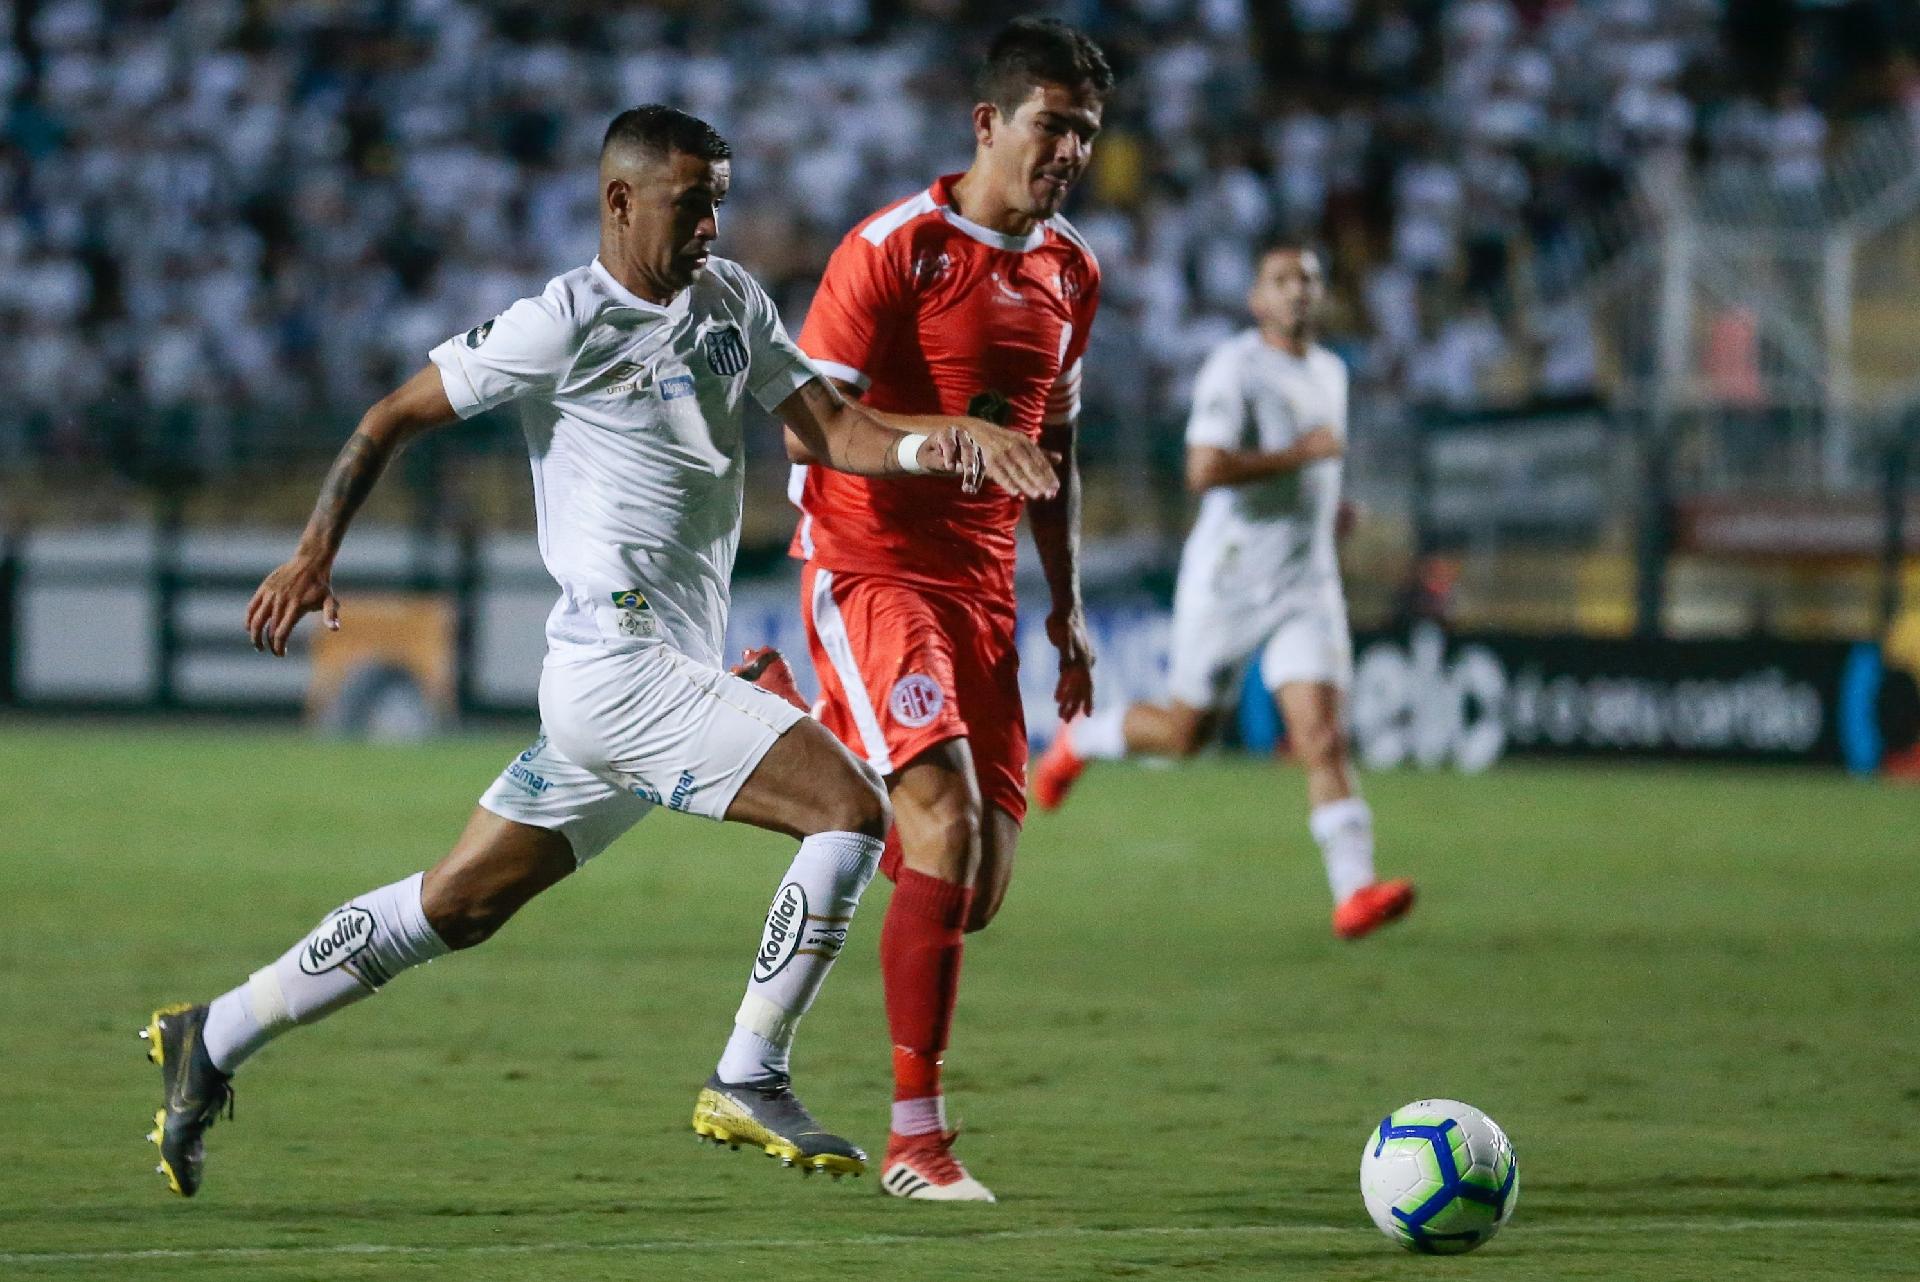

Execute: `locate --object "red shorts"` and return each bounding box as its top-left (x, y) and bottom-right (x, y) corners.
top-left (800, 563), bottom-right (1028, 827)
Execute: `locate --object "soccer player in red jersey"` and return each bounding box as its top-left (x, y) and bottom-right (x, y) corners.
top-left (782, 18), bottom-right (1111, 1200)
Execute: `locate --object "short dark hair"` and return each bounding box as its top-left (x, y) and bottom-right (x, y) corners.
top-left (602, 105), bottom-right (731, 162)
top-left (1256, 235), bottom-right (1325, 268)
top-left (976, 18), bottom-right (1114, 114)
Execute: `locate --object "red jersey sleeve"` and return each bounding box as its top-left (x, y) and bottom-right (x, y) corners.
top-left (1045, 254), bottom-right (1101, 427)
top-left (796, 231), bottom-right (908, 393)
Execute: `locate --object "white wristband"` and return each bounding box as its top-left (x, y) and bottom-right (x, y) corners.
top-left (896, 432), bottom-right (931, 475)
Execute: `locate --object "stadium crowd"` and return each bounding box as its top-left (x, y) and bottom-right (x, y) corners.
top-left (2, 0), bottom-right (1916, 477)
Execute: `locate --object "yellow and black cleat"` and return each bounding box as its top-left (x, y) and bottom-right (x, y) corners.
top-left (139, 1003), bottom-right (232, 1197)
top-left (692, 1074), bottom-right (866, 1178)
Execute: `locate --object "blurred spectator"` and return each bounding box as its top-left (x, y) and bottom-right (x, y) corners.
top-left (0, 0), bottom-right (1912, 481)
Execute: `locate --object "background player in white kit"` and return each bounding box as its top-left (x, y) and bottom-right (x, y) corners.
top-left (139, 105), bottom-right (1060, 1198)
top-left (1033, 240), bottom-right (1415, 941)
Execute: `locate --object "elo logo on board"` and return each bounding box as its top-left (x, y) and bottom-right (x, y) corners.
top-left (889, 675), bottom-right (944, 728)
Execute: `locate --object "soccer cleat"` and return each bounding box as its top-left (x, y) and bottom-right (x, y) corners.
top-left (881, 1129), bottom-right (996, 1202)
top-left (691, 1074), bottom-right (867, 1177)
top-left (1333, 878), bottom-right (1417, 941)
top-left (140, 1003), bottom-right (233, 1197)
top-left (731, 646), bottom-right (809, 713)
top-left (1030, 732), bottom-right (1086, 812)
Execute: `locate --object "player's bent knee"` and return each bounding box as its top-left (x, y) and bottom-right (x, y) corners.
top-left (421, 877), bottom-right (551, 950)
top-left (420, 820), bottom-right (574, 950)
top-left (963, 891), bottom-right (1000, 933)
top-left (1293, 722), bottom-right (1347, 771)
top-left (425, 899), bottom-right (509, 951)
top-left (893, 767), bottom-right (983, 879)
top-left (1284, 706), bottom-right (1343, 761)
top-left (819, 765), bottom-right (891, 839)
top-left (1171, 714), bottom-right (1211, 758)
top-left (922, 789), bottom-right (982, 852)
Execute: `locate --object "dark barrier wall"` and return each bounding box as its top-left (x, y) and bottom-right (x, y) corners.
top-left (1347, 624), bottom-right (1903, 774)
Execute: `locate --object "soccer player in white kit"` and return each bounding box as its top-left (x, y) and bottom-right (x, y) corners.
top-left (139, 106), bottom-right (1061, 1198)
top-left (1033, 241), bottom-right (1415, 940)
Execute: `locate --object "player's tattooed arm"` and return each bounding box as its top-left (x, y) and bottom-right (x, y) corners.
top-left (1030, 416), bottom-right (1095, 720)
top-left (300, 432), bottom-right (387, 559)
top-left (246, 365), bottom-right (458, 656)
top-left (1185, 426), bottom-right (1342, 493)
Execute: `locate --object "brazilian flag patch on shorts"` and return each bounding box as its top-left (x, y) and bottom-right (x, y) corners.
top-left (609, 589), bottom-right (657, 639)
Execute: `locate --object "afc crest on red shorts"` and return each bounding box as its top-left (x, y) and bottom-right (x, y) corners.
top-left (800, 563), bottom-right (1028, 825)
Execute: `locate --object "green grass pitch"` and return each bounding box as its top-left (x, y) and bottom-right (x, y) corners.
top-left (2, 724), bottom-right (1916, 1280)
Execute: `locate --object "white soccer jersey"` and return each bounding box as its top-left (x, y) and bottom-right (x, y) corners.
top-left (430, 257), bottom-right (817, 668)
top-left (1183, 329), bottom-right (1348, 599)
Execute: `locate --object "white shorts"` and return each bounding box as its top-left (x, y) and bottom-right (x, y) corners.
top-left (1166, 575), bottom-right (1352, 711)
top-left (477, 644), bottom-right (806, 865)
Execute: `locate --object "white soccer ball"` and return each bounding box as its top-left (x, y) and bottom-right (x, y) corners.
top-left (1359, 1098), bottom-right (1519, 1254)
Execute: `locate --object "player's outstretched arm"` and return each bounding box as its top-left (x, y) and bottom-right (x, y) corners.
top-left (782, 378), bottom-right (1058, 500)
top-left (777, 378), bottom-right (1059, 500)
top-left (1186, 426), bottom-right (1342, 494)
top-left (246, 365), bottom-right (459, 656)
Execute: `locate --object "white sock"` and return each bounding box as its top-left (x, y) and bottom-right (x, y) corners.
top-left (892, 1094), bottom-right (949, 1138)
top-left (1310, 797), bottom-right (1376, 904)
top-left (200, 872), bottom-right (450, 1073)
top-left (1067, 705), bottom-right (1128, 760)
top-left (716, 830), bottom-right (882, 1085)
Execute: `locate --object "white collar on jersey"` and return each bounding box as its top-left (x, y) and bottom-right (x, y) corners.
top-left (591, 257), bottom-right (690, 316)
top-left (932, 196), bottom-right (1048, 253)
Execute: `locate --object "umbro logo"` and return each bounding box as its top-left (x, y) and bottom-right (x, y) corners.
top-left (606, 361), bottom-right (651, 395)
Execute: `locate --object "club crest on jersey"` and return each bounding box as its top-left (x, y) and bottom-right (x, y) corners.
top-left (889, 674), bottom-right (945, 728)
top-left (463, 319), bottom-right (494, 348)
top-left (702, 325), bottom-right (749, 377)
top-left (911, 250), bottom-right (952, 288)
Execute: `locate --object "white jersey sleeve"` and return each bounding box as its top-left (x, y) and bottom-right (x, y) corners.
top-left (1185, 341), bottom-right (1249, 450)
top-left (731, 266), bottom-right (818, 413)
top-left (429, 287), bottom-right (580, 420)
top-left (1326, 352), bottom-right (1351, 440)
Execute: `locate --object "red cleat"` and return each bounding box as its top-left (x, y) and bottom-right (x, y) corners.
top-left (1030, 732), bottom-right (1086, 812)
top-left (881, 1130), bottom-right (995, 1202)
top-left (1333, 878), bottom-right (1416, 941)
top-left (731, 646), bottom-right (808, 713)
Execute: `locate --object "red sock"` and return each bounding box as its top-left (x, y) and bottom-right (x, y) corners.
top-left (881, 868), bottom-right (973, 1116)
